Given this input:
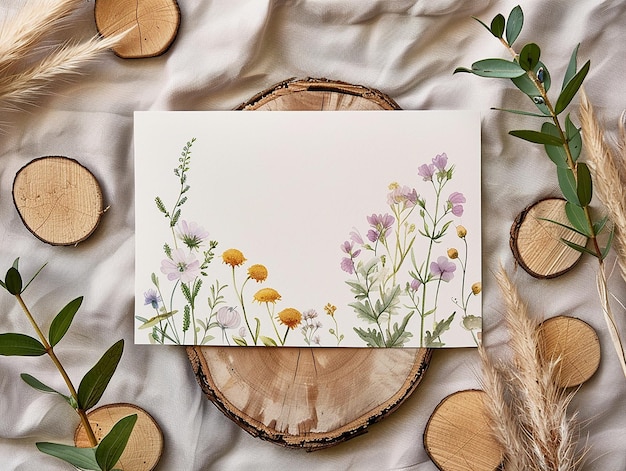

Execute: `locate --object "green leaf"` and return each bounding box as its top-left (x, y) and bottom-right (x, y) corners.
top-left (353, 327), bottom-right (385, 347)
top-left (77, 339), bottom-right (124, 410)
top-left (5, 267), bottom-right (22, 295)
top-left (561, 238), bottom-right (596, 257)
top-left (555, 60), bottom-right (590, 115)
top-left (557, 167), bottom-right (579, 205)
top-left (260, 336), bottom-right (278, 347)
top-left (537, 217), bottom-right (588, 237)
top-left (576, 162), bottom-right (593, 207)
top-left (563, 44), bottom-right (580, 91)
top-left (95, 414), bottom-right (137, 471)
top-left (565, 201), bottom-right (590, 236)
top-left (48, 296), bottom-right (83, 347)
top-left (519, 43), bottom-right (540, 71)
top-left (510, 60), bottom-right (551, 114)
top-left (491, 107), bottom-right (548, 118)
top-left (593, 215), bottom-right (609, 235)
top-left (490, 14), bottom-right (505, 38)
top-left (565, 114), bottom-right (582, 161)
top-left (20, 373), bottom-right (71, 404)
top-left (36, 442), bottom-right (100, 470)
top-left (460, 58), bottom-right (526, 78)
top-left (601, 227), bottom-right (615, 260)
top-left (0, 333), bottom-right (46, 356)
top-left (505, 5), bottom-right (524, 45)
top-left (138, 310), bottom-right (177, 329)
top-left (232, 336), bottom-right (247, 347)
top-left (509, 129), bottom-right (563, 146)
top-left (542, 122), bottom-right (569, 168)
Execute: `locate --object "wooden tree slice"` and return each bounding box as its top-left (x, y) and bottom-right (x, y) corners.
top-left (12, 156), bottom-right (103, 246)
top-left (510, 198), bottom-right (588, 278)
top-left (538, 315), bottom-right (601, 388)
top-left (424, 390), bottom-right (503, 471)
top-left (94, 0), bottom-right (181, 59)
top-left (74, 403), bottom-right (163, 471)
top-left (188, 78), bottom-right (430, 450)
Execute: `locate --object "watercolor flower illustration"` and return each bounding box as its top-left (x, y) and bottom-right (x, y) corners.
top-left (160, 249), bottom-right (201, 283)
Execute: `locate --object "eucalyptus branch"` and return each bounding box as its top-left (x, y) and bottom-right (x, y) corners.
top-left (455, 4), bottom-right (625, 378)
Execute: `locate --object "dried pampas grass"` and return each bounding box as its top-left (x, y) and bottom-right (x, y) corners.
top-left (0, 0), bottom-right (126, 117)
top-left (480, 266), bottom-right (583, 470)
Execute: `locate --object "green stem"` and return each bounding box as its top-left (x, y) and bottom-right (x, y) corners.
top-left (15, 294), bottom-right (98, 448)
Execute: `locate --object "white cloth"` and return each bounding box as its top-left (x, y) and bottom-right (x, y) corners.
top-left (0, 0), bottom-right (624, 469)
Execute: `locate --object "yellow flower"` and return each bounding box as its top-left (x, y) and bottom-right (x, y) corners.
top-left (447, 248), bottom-right (459, 259)
top-left (222, 248), bottom-right (246, 267)
top-left (253, 287), bottom-right (281, 303)
top-left (277, 308), bottom-right (302, 329)
top-left (388, 182), bottom-right (400, 190)
top-left (456, 225), bottom-right (467, 238)
top-left (471, 282), bottom-right (482, 295)
top-left (247, 264), bottom-right (268, 282)
top-left (324, 303), bottom-right (337, 317)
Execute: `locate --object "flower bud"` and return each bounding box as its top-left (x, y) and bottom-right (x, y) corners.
top-left (471, 282), bottom-right (482, 295)
top-left (447, 248), bottom-right (459, 259)
top-left (456, 225), bottom-right (467, 238)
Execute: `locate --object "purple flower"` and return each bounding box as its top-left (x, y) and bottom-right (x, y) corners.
top-left (349, 230), bottom-right (364, 245)
top-left (217, 306), bottom-right (241, 329)
top-left (341, 240), bottom-right (361, 257)
top-left (341, 257), bottom-right (356, 274)
top-left (366, 213), bottom-right (395, 242)
top-left (160, 249), bottom-right (201, 284)
top-left (418, 163), bottom-right (435, 181)
top-left (448, 192), bottom-right (466, 217)
top-left (430, 256), bottom-right (457, 282)
top-left (410, 278), bottom-right (422, 291)
top-left (432, 153), bottom-right (448, 171)
top-left (143, 289), bottom-right (161, 309)
top-left (387, 185), bottom-right (418, 207)
top-left (177, 220), bottom-right (209, 251)
top-left (303, 309), bottom-right (318, 320)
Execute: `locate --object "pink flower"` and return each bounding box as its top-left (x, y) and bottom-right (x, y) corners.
top-left (387, 185), bottom-right (418, 207)
top-left (418, 163), bottom-right (435, 181)
top-left (448, 192), bottom-right (466, 217)
top-left (410, 278), bottom-right (422, 291)
top-left (349, 230), bottom-right (364, 245)
top-left (430, 256), bottom-right (456, 282)
top-left (160, 249), bottom-right (201, 284)
top-left (341, 257), bottom-right (356, 274)
top-left (432, 153), bottom-right (448, 171)
top-left (217, 306), bottom-right (241, 329)
top-left (177, 220), bottom-right (209, 251)
top-left (366, 213), bottom-right (395, 242)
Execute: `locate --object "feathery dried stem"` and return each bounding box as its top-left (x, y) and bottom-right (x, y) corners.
top-left (0, 33), bottom-right (124, 111)
top-left (480, 266), bottom-right (582, 470)
top-left (0, 0), bottom-right (84, 74)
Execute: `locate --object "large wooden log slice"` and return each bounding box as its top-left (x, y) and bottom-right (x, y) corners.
top-left (187, 78), bottom-right (431, 450)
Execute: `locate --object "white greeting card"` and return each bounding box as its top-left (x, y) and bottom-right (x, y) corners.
top-left (134, 110), bottom-right (481, 347)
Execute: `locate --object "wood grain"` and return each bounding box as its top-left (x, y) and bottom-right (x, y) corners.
top-left (424, 390), bottom-right (503, 471)
top-left (94, 0), bottom-right (181, 58)
top-left (74, 403), bottom-right (163, 471)
top-left (538, 315), bottom-right (601, 388)
top-left (12, 156), bottom-right (103, 246)
top-left (510, 198), bottom-right (588, 278)
top-left (188, 78), bottom-right (430, 450)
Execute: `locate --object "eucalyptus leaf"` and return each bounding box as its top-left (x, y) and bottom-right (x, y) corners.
top-left (455, 59), bottom-right (525, 78)
top-left (505, 5), bottom-right (524, 45)
top-left (563, 44), bottom-right (580, 91)
top-left (36, 442), bottom-right (100, 470)
top-left (561, 238), bottom-right (596, 257)
top-left (5, 267), bottom-right (22, 295)
top-left (542, 122), bottom-right (569, 168)
top-left (537, 217), bottom-right (588, 237)
top-left (557, 167), bottom-right (579, 205)
top-left (519, 43), bottom-right (540, 71)
top-left (565, 201), bottom-right (590, 236)
top-left (0, 333), bottom-right (46, 356)
top-left (601, 227), bottom-right (615, 260)
top-left (95, 414), bottom-right (137, 471)
top-left (48, 296), bottom-right (83, 347)
top-left (509, 129), bottom-right (563, 146)
top-left (576, 162), bottom-right (593, 207)
top-left (510, 60), bottom-right (551, 114)
top-left (593, 215), bottom-right (609, 235)
top-left (491, 107), bottom-right (548, 118)
top-left (472, 16), bottom-right (493, 35)
top-left (565, 114), bottom-right (582, 161)
top-left (20, 373), bottom-right (71, 404)
top-left (555, 60), bottom-right (590, 115)
top-left (77, 339), bottom-right (124, 410)
top-left (490, 14), bottom-right (505, 38)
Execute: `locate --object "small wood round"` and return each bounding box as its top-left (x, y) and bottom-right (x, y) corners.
top-left (424, 390), bottom-right (503, 471)
top-left (189, 78), bottom-right (430, 450)
top-left (510, 198), bottom-right (588, 278)
top-left (94, 0), bottom-right (181, 59)
top-left (538, 315), bottom-right (601, 388)
top-left (12, 156), bottom-right (103, 246)
top-left (74, 403), bottom-right (163, 471)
